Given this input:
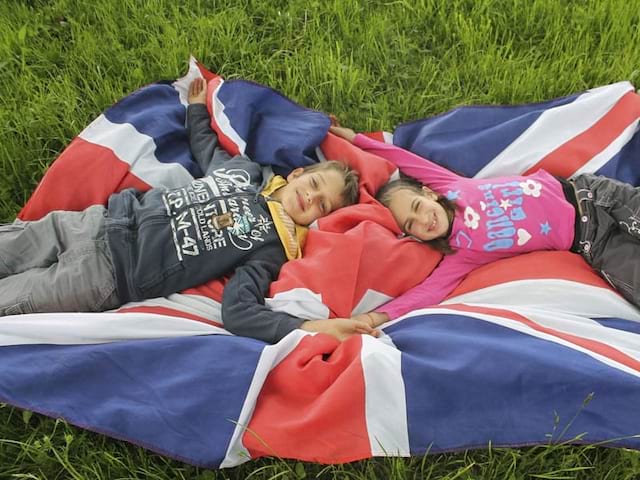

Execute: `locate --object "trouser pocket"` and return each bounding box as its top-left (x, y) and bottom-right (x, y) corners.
top-left (1, 296), bottom-right (35, 316)
top-left (587, 229), bottom-right (640, 309)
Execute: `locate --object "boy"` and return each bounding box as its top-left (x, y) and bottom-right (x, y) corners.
top-left (0, 79), bottom-right (376, 344)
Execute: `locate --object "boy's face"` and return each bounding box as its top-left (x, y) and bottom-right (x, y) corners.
top-left (276, 167), bottom-right (347, 226)
top-left (387, 187), bottom-right (450, 241)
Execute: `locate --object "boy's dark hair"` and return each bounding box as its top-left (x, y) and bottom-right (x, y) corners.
top-left (376, 177), bottom-right (457, 255)
top-left (303, 160), bottom-right (360, 207)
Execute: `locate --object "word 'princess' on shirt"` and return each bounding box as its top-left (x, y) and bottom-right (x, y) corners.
top-left (353, 134), bottom-right (576, 319)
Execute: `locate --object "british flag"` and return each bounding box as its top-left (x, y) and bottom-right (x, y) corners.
top-left (1, 58), bottom-right (640, 468)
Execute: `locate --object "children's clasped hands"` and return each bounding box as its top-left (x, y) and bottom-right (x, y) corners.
top-left (300, 312), bottom-right (388, 341)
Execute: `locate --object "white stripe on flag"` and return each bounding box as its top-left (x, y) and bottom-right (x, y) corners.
top-left (221, 330), bottom-right (308, 468)
top-left (211, 80), bottom-right (248, 155)
top-left (315, 146), bottom-right (326, 161)
top-left (474, 81), bottom-right (635, 178)
top-left (78, 114), bottom-right (193, 188)
top-left (351, 288), bottom-right (394, 315)
top-left (266, 288), bottom-right (330, 320)
top-left (172, 55), bottom-right (205, 107)
top-left (118, 292), bottom-right (222, 324)
top-left (443, 279), bottom-right (640, 322)
top-left (361, 335), bottom-right (410, 457)
top-left (0, 311), bottom-right (223, 346)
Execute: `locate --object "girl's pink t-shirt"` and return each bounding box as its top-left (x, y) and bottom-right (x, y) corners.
top-left (354, 134), bottom-right (576, 319)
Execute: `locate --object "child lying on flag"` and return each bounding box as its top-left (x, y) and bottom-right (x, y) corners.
top-left (0, 79), bottom-right (380, 344)
top-left (329, 124), bottom-right (640, 326)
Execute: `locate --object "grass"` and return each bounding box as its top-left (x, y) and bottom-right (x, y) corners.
top-left (3, 404), bottom-right (640, 479)
top-left (1, 0), bottom-right (640, 477)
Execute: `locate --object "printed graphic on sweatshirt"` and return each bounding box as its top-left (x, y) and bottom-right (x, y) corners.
top-left (473, 179), bottom-right (546, 252)
top-left (162, 169), bottom-right (273, 261)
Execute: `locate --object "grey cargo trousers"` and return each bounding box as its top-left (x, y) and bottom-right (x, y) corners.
top-left (0, 205), bottom-right (120, 315)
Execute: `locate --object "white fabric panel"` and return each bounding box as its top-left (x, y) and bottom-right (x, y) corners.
top-left (362, 335), bottom-right (410, 456)
top-left (0, 311), bottom-right (224, 346)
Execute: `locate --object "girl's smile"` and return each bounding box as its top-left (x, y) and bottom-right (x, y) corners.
top-left (387, 186), bottom-right (451, 241)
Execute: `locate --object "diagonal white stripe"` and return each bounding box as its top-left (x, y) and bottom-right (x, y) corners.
top-left (352, 288), bottom-right (394, 315)
top-left (443, 278), bottom-right (640, 321)
top-left (78, 114), bottom-right (193, 188)
top-left (516, 307), bottom-right (640, 366)
top-left (474, 82), bottom-right (635, 179)
top-left (211, 80), bottom-right (248, 155)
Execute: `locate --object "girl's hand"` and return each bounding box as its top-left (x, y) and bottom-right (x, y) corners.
top-left (188, 78), bottom-right (207, 105)
top-left (359, 312), bottom-right (390, 328)
top-left (329, 125), bottom-right (357, 143)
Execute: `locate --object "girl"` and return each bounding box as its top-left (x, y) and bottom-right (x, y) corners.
top-left (329, 125), bottom-right (640, 325)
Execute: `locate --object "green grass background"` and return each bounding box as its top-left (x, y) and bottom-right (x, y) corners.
top-left (1, 0), bottom-right (640, 478)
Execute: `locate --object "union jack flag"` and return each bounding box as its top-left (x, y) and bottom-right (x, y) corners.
top-left (1, 58), bottom-right (640, 468)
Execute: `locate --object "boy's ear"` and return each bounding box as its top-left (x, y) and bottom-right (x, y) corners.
top-left (286, 167), bottom-right (305, 182)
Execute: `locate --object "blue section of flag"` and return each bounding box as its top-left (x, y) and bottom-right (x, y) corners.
top-left (393, 94), bottom-right (580, 178)
top-left (595, 129), bottom-right (640, 186)
top-left (0, 335), bottom-right (265, 468)
top-left (386, 313), bottom-right (640, 453)
top-left (593, 317), bottom-right (640, 335)
top-left (104, 79), bottom-right (330, 180)
top-left (217, 80), bottom-right (330, 176)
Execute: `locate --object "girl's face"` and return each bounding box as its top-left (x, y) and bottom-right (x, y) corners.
top-left (387, 186), bottom-right (450, 241)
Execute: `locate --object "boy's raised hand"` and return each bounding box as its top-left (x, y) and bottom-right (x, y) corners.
top-left (301, 317), bottom-right (381, 342)
top-left (188, 78), bottom-right (207, 105)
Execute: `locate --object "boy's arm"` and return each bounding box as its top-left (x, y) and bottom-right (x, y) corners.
top-left (375, 254), bottom-right (472, 320)
top-left (221, 244), bottom-right (303, 344)
top-left (221, 245), bottom-right (380, 343)
top-left (187, 104), bottom-right (233, 176)
top-left (187, 78), bottom-right (233, 176)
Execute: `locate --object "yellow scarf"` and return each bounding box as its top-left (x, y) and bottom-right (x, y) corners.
top-left (261, 175), bottom-right (308, 260)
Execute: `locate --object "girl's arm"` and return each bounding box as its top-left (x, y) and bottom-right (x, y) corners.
top-left (375, 254), bottom-right (473, 320)
top-left (353, 134), bottom-right (458, 187)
